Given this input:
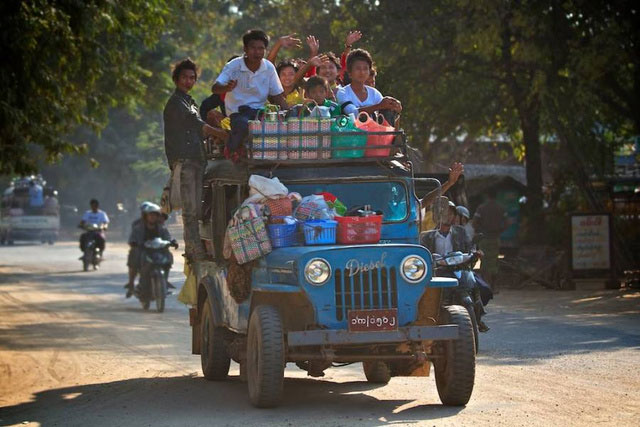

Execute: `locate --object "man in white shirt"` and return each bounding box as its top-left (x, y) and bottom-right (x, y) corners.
top-left (212, 29), bottom-right (288, 154)
top-left (79, 199), bottom-right (109, 255)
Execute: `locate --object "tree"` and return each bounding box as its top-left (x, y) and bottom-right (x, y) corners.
top-left (0, 0), bottom-right (173, 175)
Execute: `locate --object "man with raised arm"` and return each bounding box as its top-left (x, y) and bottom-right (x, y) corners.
top-left (212, 29), bottom-right (288, 156)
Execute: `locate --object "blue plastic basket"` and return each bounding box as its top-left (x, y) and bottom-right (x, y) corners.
top-left (303, 220), bottom-right (337, 245)
top-left (267, 219), bottom-right (299, 248)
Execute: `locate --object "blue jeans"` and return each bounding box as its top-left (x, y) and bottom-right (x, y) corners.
top-left (229, 106), bottom-right (260, 151)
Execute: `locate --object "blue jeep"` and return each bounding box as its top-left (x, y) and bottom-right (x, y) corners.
top-left (190, 136), bottom-right (475, 408)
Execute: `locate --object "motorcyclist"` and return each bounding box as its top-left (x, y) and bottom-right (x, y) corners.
top-left (420, 200), bottom-right (489, 332)
top-left (79, 199), bottom-right (109, 257)
top-left (125, 203), bottom-right (177, 298)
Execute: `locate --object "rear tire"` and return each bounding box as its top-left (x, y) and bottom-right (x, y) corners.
top-left (247, 305), bottom-right (284, 408)
top-left (435, 305), bottom-right (476, 406)
top-left (200, 297), bottom-right (230, 380)
top-left (142, 301), bottom-right (150, 310)
top-left (363, 361), bottom-right (391, 384)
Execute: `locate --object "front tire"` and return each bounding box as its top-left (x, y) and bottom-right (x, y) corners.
top-left (152, 271), bottom-right (166, 313)
top-left (435, 305), bottom-right (476, 406)
top-left (363, 361), bottom-right (391, 384)
top-left (247, 305), bottom-right (284, 408)
top-left (465, 304), bottom-right (479, 354)
top-left (200, 297), bottom-right (230, 380)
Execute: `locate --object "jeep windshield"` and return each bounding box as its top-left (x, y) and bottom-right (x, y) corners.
top-left (286, 180), bottom-right (408, 222)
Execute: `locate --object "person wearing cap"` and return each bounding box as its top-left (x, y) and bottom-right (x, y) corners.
top-left (455, 205), bottom-right (475, 242)
top-left (124, 203), bottom-right (177, 298)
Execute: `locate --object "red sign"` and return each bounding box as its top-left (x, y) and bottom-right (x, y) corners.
top-left (348, 309), bottom-right (398, 332)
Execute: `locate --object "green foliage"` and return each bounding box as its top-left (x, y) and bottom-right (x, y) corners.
top-left (3, 0), bottom-right (636, 220)
top-left (0, 0), bottom-right (175, 175)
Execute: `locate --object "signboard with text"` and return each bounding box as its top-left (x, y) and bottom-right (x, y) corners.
top-left (570, 213), bottom-right (612, 275)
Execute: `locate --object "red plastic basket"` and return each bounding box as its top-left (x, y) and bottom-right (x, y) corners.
top-left (336, 215), bottom-right (383, 244)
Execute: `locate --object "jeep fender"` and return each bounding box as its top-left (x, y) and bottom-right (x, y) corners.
top-left (193, 275), bottom-right (224, 355)
top-left (198, 275), bottom-right (224, 326)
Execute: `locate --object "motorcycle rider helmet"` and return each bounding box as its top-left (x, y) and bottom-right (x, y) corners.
top-left (142, 203), bottom-right (162, 214)
top-left (139, 201), bottom-right (153, 212)
top-left (456, 205), bottom-right (470, 219)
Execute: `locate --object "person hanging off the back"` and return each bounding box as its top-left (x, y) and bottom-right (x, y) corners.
top-left (163, 58), bottom-right (228, 262)
top-left (211, 29), bottom-right (289, 161)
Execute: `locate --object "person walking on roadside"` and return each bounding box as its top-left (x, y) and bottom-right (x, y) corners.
top-left (473, 188), bottom-right (508, 292)
top-left (164, 58), bottom-right (227, 262)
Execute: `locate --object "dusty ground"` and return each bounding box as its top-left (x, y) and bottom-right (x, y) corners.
top-left (0, 240), bottom-right (639, 426)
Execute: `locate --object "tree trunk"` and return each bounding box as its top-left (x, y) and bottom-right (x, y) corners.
top-left (520, 111), bottom-right (545, 243)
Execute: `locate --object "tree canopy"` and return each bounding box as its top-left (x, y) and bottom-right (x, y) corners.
top-left (1, 0), bottom-right (637, 225)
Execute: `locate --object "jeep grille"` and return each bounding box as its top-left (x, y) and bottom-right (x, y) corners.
top-left (334, 267), bottom-right (398, 321)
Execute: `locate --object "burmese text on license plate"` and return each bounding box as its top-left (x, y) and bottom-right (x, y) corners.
top-left (348, 309), bottom-right (398, 332)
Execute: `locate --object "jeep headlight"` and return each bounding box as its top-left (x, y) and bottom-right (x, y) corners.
top-left (401, 256), bottom-right (427, 283)
top-left (304, 258), bottom-right (331, 286)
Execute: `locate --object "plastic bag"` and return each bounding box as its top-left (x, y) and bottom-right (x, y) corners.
top-left (308, 105), bottom-right (331, 118)
top-left (249, 174), bottom-right (288, 199)
top-left (316, 192), bottom-right (347, 216)
top-left (177, 262), bottom-right (197, 306)
top-left (294, 195), bottom-right (333, 221)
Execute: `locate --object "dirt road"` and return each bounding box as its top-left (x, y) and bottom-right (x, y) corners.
top-left (1, 241), bottom-right (639, 426)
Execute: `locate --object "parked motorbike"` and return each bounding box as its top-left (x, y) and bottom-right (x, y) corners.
top-left (80, 223), bottom-right (104, 271)
top-left (136, 237), bottom-right (177, 313)
top-left (433, 251), bottom-right (482, 352)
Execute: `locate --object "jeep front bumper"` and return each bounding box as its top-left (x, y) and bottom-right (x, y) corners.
top-left (287, 325), bottom-right (458, 347)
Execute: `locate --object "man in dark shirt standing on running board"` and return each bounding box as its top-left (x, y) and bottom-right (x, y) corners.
top-left (164, 58), bottom-right (227, 262)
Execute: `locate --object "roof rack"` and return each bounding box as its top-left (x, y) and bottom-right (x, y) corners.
top-left (246, 129), bottom-right (409, 167)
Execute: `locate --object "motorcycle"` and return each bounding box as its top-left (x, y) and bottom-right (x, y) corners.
top-left (136, 237), bottom-right (177, 313)
top-left (433, 251), bottom-right (482, 352)
top-left (80, 223), bottom-right (104, 271)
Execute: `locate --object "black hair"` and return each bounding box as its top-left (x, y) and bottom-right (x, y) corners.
top-left (305, 75), bottom-right (328, 92)
top-left (172, 58), bottom-right (198, 83)
top-left (276, 59), bottom-right (298, 76)
top-left (227, 55), bottom-right (240, 63)
top-left (346, 48), bottom-right (373, 72)
top-left (242, 29), bottom-right (269, 48)
top-left (324, 52), bottom-right (341, 70)
top-left (90, 199), bottom-right (99, 206)
top-left (487, 188), bottom-right (497, 199)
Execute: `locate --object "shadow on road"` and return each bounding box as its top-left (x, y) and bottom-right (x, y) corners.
top-left (0, 375), bottom-right (463, 426)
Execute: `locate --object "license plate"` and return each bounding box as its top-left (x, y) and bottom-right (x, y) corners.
top-left (347, 309), bottom-right (398, 332)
